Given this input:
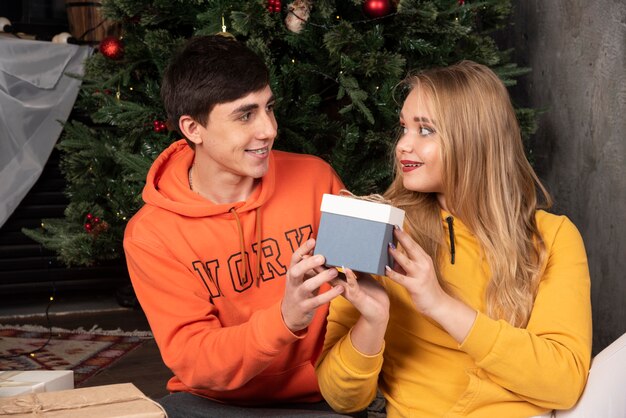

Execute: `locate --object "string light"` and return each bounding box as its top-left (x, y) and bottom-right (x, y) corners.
top-left (302, 10), bottom-right (398, 30)
top-left (0, 288), bottom-right (56, 360)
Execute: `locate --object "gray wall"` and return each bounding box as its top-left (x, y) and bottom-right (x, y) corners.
top-left (509, 0), bottom-right (626, 354)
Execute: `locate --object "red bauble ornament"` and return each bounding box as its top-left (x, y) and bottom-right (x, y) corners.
top-left (99, 36), bottom-right (124, 60)
top-left (363, 0), bottom-right (391, 18)
top-left (458, 0), bottom-right (465, 5)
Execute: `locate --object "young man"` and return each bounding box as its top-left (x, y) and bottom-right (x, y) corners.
top-left (123, 35), bottom-right (348, 417)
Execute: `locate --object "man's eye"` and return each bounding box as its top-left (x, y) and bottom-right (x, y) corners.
top-left (240, 113), bottom-right (251, 122)
top-left (266, 103), bottom-right (275, 112)
top-left (401, 126), bottom-right (408, 135)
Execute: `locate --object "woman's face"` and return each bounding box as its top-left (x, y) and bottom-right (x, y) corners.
top-left (396, 87), bottom-right (444, 198)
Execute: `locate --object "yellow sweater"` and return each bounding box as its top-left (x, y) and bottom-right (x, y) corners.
top-left (316, 210), bottom-right (592, 417)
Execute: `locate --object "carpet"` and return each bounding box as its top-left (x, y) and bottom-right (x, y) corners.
top-left (0, 324), bottom-right (153, 387)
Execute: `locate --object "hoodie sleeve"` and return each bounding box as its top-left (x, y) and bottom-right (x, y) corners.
top-left (459, 216), bottom-right (592, 410)
top-left (124, 234), bottom-right (303, 392)
top-left (315, 292), bottom-right (384, 413)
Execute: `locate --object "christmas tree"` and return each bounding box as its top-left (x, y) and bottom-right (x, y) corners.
top-left (24, 0), bottom-right (534, 266)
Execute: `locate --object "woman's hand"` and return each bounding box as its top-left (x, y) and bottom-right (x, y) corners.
top-left (334, 267), bottom-right (389, 355)
top-left (385, 227), bottom-right (448, 317)
top-left (335, 267), bottom-right (390, 325)
top-left (386, 227), bottom-right (477, 343)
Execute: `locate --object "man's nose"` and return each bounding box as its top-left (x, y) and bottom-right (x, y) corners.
top-left (257, 112), bottom-right (277, 139)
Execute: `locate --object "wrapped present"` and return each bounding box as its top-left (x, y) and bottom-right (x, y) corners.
top-left (0, 370), bottom-right (74, 398)
top-left (0, 383), bottom-right (166, 417)
top-left (314, 194), bottom-right (405, 275)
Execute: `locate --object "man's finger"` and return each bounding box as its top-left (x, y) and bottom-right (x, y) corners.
top-left (307, 284), bottom-right (345, 309)
top-left (301, 267), bottom-right (338, 292)
top-left (289, 238), bottom-right (316, 268)
top-left (288, 254), bottom-right (327, 283)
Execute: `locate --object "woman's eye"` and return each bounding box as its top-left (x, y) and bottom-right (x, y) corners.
top-left (419, 126), bottom-right (434, 136)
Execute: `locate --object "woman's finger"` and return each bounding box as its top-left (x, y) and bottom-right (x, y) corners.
top-left (388, 243), bottom-right (413, 274)
top-left (343, 267), bottom-right (358, 287)
top-left (385, 264), bottom-right (409, 288)
top-left (393, 227), bottom-right (428, 259)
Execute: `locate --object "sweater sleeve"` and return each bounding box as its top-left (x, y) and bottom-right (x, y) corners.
top-left (459, 216), bottom-right (592, 410)
top-left (315, 294), bottom-right (384, 413)
top-left (123, 236), bottom-right (302, 392)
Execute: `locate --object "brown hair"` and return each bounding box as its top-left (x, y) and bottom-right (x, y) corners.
top-left (160, 35), bottom-right (270, 147)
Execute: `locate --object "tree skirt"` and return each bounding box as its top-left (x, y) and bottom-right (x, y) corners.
top-left (0, 324), bottom-right (153, 387)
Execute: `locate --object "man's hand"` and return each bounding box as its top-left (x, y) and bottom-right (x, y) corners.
top-left (281, 239), bottom-right (345, 333)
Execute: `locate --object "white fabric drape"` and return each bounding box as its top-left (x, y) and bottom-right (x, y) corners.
top-left (0, 37), bottom-right (92, 228)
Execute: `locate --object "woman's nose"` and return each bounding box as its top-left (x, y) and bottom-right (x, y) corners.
top-left (396, 135), bottom-right (412, 153)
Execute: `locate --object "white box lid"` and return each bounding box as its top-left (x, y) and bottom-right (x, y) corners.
top-left (320, 194), bottom-right (405, 225)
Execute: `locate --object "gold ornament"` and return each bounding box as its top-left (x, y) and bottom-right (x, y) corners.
top-left (216, 15), bottom-right (235, 39)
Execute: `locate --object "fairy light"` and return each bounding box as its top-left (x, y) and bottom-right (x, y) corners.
top-left (1, 289), bottom-right (56, 361)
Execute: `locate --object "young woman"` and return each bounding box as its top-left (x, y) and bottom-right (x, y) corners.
top-left (316, 60), bottom-right (592, 418)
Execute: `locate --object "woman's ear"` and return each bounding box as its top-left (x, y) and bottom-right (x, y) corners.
top-left (179, 115), bottom-right (203, 146)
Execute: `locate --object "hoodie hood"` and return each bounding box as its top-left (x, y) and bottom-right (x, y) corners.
top-left (142, 139), bottom-right (276, 217)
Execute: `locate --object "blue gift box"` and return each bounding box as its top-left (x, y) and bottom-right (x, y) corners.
top-left (314, 194), bottom-right (405, 275)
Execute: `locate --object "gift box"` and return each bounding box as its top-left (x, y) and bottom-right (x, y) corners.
top-left (314, 194), bottom-right (405, 275)
top-left (0, 370), bottom-right (74, 398)
top-left (0, 383), bottom-right (166, 417)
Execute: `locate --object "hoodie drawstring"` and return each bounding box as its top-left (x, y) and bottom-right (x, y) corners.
top-left (230, 207), bottom-right (263, 286)
top-left (445, 216), bottom-right (456, 265)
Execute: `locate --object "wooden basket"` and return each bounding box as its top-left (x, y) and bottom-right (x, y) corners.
top-left (65, 0), bottom-right (121, 43)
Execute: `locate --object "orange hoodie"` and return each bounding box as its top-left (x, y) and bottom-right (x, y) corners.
top-left (123, 139), bottom-right (343, 405)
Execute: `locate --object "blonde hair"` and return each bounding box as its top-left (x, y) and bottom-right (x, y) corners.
top-left (385, 60), bottom-right (552, 328)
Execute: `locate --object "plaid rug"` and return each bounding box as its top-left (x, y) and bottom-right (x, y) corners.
top-left (0, 324), bottom-right (153, 387)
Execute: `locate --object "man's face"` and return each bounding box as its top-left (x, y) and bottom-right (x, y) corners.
top-left (194, 85), bottom-right (277, 182)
